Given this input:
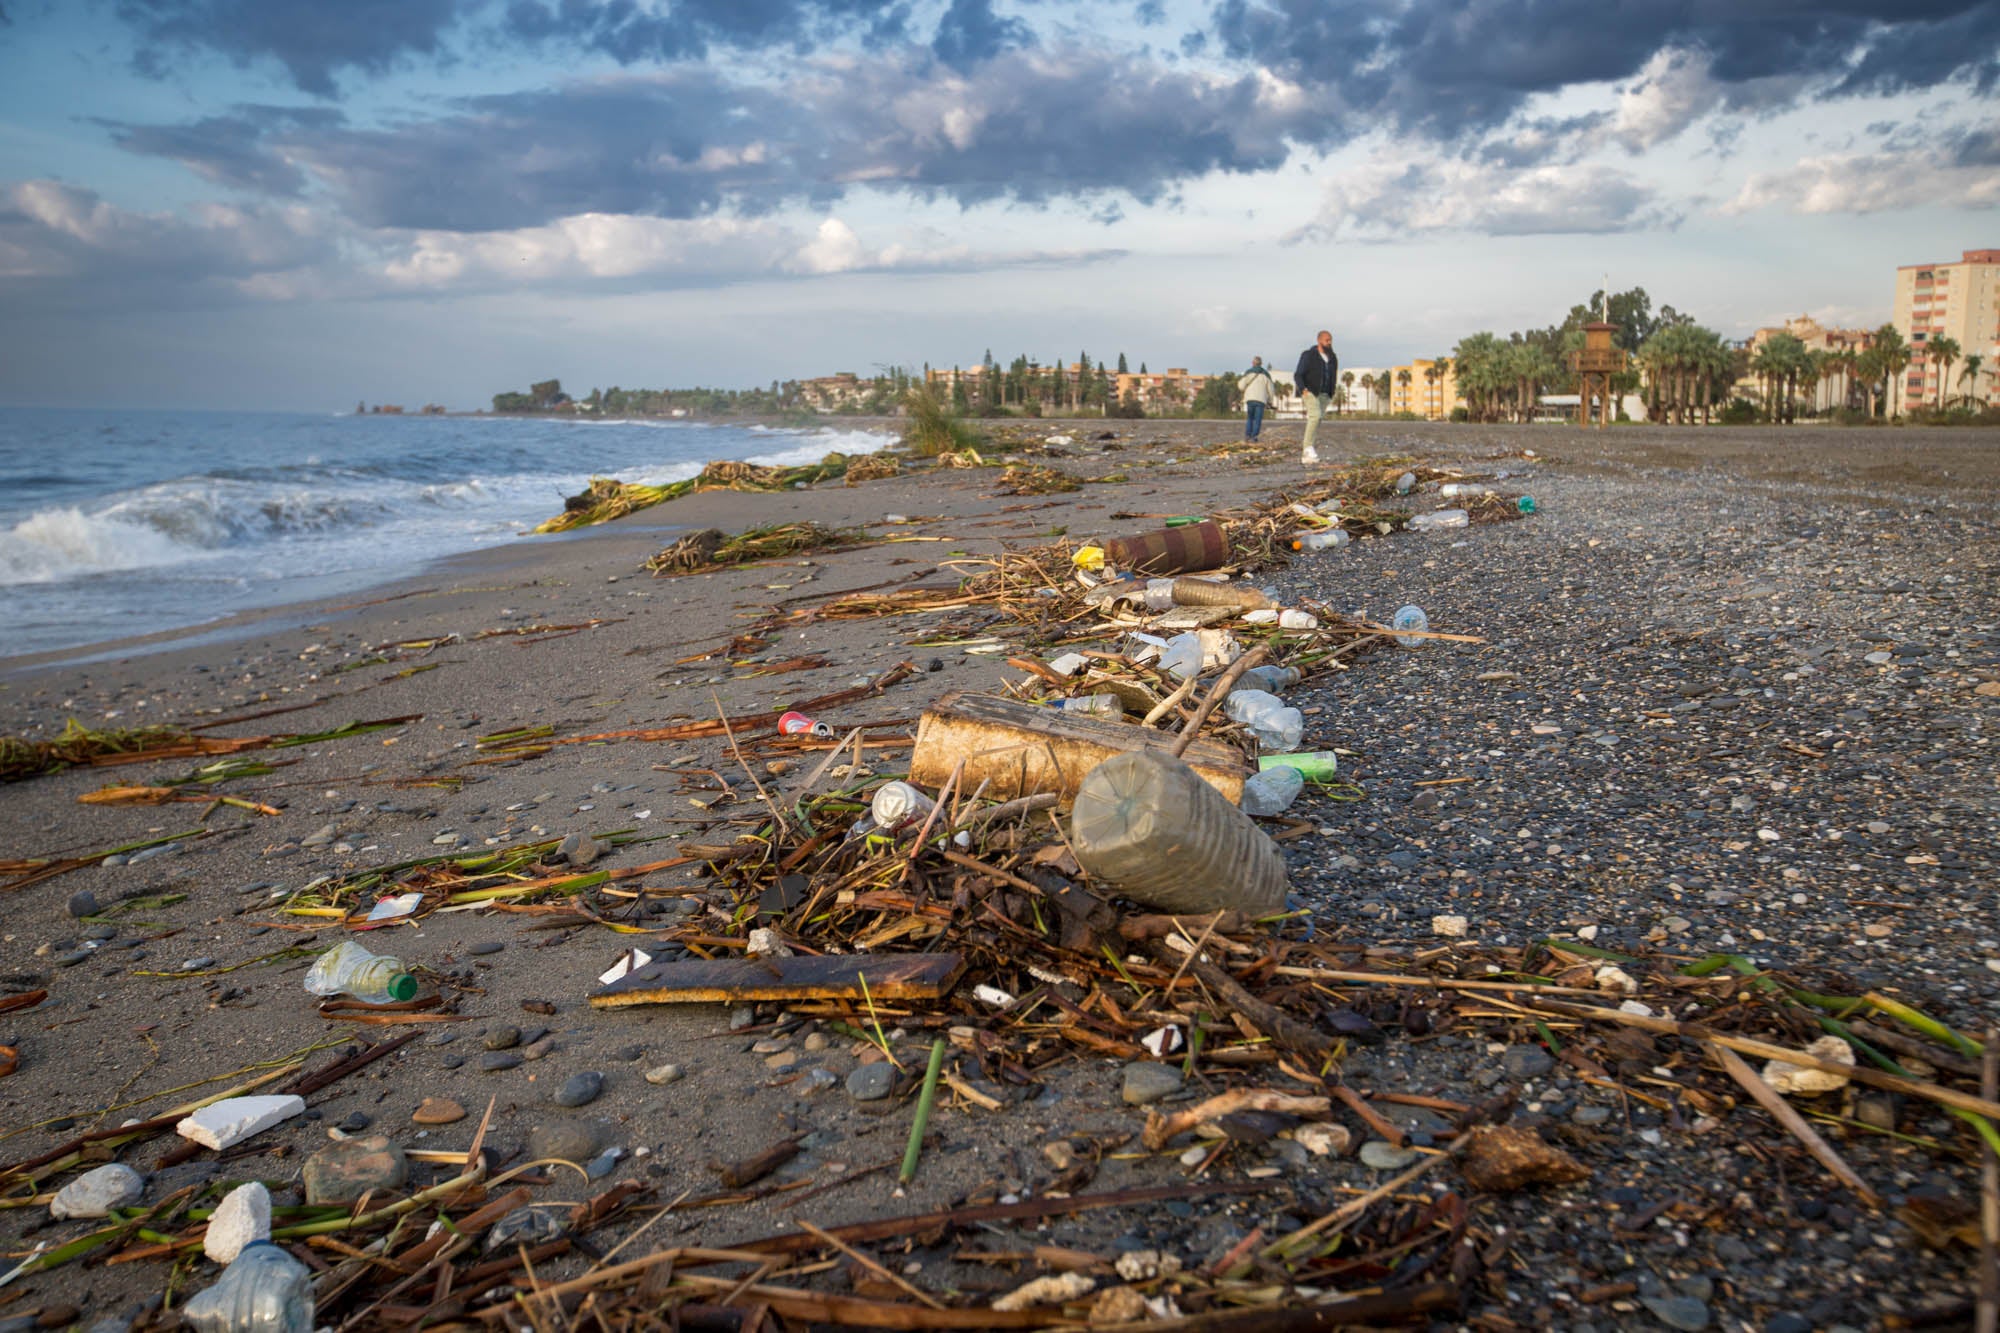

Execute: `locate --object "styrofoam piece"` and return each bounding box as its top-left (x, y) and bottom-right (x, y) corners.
top-left (596, 948), bottom-right (654, 986)
top-left (204, 1181), bottom-right (272, 1263)
top-left (176, 1095), bottom-right (306, 1151)
top-left (50, 1162), bottom-right (144, 1220)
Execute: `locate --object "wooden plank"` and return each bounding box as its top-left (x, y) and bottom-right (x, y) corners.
top-left (589, 953), bottom-right (965, 1009)
top-left (909, 691), bottom-right (1248, 809)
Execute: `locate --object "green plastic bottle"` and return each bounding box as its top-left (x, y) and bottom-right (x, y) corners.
top-left (303, 940), bottom-right (417, 1004)
top-left (1257, 751), bottom-right (1340, 782)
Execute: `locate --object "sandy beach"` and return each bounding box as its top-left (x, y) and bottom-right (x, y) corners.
top-left (3, 417), bottom-right (1999, 1330)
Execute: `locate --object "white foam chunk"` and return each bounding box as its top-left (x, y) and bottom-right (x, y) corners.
top-left (176, 1095), bottom-right (306, 1151)
top-left (50, 1162), bottom-right (144, 1220)
top-left (204, 1181), bottom-right (272, 1263)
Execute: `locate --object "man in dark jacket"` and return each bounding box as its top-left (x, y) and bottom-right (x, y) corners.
top-left (1293, 330), bottom-right (1339, 464)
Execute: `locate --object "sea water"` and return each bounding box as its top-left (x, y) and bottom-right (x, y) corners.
top-left (0, 408), bottom-right (895, 659)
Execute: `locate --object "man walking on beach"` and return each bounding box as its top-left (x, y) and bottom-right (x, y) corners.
top-left (1293, 330), bottom-right (1339, 465)
top-left (1240, 356), bottom-right (1274, 441)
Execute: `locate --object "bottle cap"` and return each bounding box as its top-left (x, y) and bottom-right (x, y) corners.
top-left (387, 972), bottom-right (419, 1002)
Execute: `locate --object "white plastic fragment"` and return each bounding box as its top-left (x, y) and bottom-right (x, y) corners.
top-left (1140, 1025), bottom-right (1185, 1058)
top-left (992, 1271), bottom-right (1096, 1312)
top-left (1762, 1035), bottom-right (1855, 1096)
top-left (1431, 915), bottom-right (1469, 938)
top-left (597, 948), bottom-right (655, 986)
top-left (1046, 652), bottom-right (1089, 677)
top-left (204, 1181), bottom-right (272, 1264)
top-left (365, 892), bottom-right (423, 923)
top-left (972, 984), bottom-right (1016, 1008)
top-left (1617, 1000), bottom-right (1655, 1017)
top-left (50, 1163), bottom-right (144, 1220)
top-left (176, 1095), bottom-right (306, 1151)
top-left (1593, 965), bottom-right (1639, 995)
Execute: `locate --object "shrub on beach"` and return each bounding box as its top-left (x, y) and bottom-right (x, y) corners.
top-left (902, 386), bottom-right (984, 457)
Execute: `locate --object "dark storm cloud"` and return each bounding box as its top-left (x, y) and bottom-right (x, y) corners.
top-left (118, 0), bottom-right (464, 97)
top-left (932, 0), bottom-right (1031, 69)
top-left (500, 0), bottom-right (909, 63)
top-left (106, 107), bottom-right (344, 196)
top-left (1213, 0), bottom-right (2000, 140)
top-left (1947, 124), bottom-right (2000, 166)
top-left (115, 50), bottom-right (1300, 231)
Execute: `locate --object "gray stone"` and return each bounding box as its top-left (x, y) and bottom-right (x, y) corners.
top-left (336, 1112), bottom-right (372, 1133)
top-left (469, 942), bottom-right (504, 956)
top-left (302, 1134), bottom-right (408, 1206)
top-left (301, 824), bottom-right (337, 848)
top-left (483, 1026), bottom-right (522, 1051)
top-left (555, 1071), bottom-right (604, 1107)
top-left (585, 1148), bottom-right (625, 1179)
top-left (1501, 1045), bottom-right (1554, 1080)
top-left (558, 832), bottom-right (601, 866)
top-left (643, 1063), bottom-right (684, 1086)
top-left (1358, 1141), bottom-right (1421, 1171)
top-left (521, 1036), bottom-right (556, 1061)
top-left (66, 890), bottom-right (99, 919)
top-left (1120, 1062), bottom-right (1184, 1106)
top-left (480, 1052), bottom-right (522, 1073)
top-left (1572, 1105), bottom-right (1613, 1127)
top-left (1764, 1316), bottom-right (1812, 1333)
top-left (1641, 1296), bottom-right (1710, 1331)
top-left (846, 1063), bottom-right (897, 1102)
top-left (525, 1120), bottom-right (604, 1166)
top-left (50, 1163), bottom-right (144, 1219)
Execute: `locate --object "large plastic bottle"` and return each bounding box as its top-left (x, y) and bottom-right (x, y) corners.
top-left (1156, 633), bottom-right (1204, 681)
top-left (303, 941), bottom-right (417, 1004)
top-left (1057, 694), bottom-right (1124, 718)
top-left (1291, 529), bottom-right (1349, 551)
top-left (181, 1241), bottom-right (314, 1333)
top-left (1070, 752), bottom-right (1287, 916)
top-left (1223, 690), bottom-right (1305, 751)
top-left (1238, 665), bottom-right (1302, 695)
top-left (1238, 765), bottom-right (1306, 816)
top-left (1407, 509), bottom-right (1470, 530)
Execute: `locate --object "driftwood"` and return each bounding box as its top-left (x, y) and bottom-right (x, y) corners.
top-left (590, 953), bottom-right (965, 1009)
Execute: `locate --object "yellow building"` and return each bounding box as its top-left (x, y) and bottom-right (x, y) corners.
top-left (1894, 248), bottom-right (2000, 410)
top-left (1734, 315), bottom-right (1877, 413)
top-left (1387, 359), bottom-right (1461, 420)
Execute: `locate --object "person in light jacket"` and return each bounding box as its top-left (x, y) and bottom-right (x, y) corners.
top-left (1293, 330), bottom-right (1339, 464)
top-left (1239, 356), bottom-right (1274, 441)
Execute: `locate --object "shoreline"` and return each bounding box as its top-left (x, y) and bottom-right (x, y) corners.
top-left (2, 418), bottom-right (1997, 1327)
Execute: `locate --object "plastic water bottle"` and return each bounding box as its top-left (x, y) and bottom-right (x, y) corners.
top-left (304, 941), bottom-right (417, 1004)
top-left (1259, 751), bottom-right (1339, 781)
top-left (1141, 579), bottom-right (1177, 612)
top-left (1223, 689), bottom-right (1305, 750)
top-left (1391, 605), bottom-right (1429, 648)
top-left (1238, 665), bottom-right (1301, 695)
top-left (870, 781), bottom-right (936, 830)
top-left (1157, 632), bottom-right (1204, 681)
top-left (1290, 529), bottom-right (1349, 551)
top-left (181, 1241), bottom-right (314, 1333)
top-left (1238, 765), bottom-right (1306, 816)
top-left (1070, 751), bottom-right (1287, 916)
top-left (1395, 471), bottom-right (1416, 495)
top-left (1407, 509), bottom-right (1469, 530)
top-left (1058, 694), bottom-right (1124, 718)
top-left (1439, 482), bottom-right (1486, 499)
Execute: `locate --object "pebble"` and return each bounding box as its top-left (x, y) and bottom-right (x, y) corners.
top-left (521, 1036), bottom-right (556, 1061)
top-left (1500, 1045), bottom-right (1553, 1080)
top-left (1641, 1295), bottom-right (1710, 1330)
top-left (49, 1163), bottom-right (143, 1220)
top-left (480, 1052), bottom-right (523, 1073)
top-left (336, 1112), bottom-right (372, 1133)
top-left (846, 1063), bottom-right (896, 1101)
top-left (1120, 1062), bottom-right (1184, 1105)
top-left (302, 1135), bottom-right (407, 1205)
top-left (1358, 1141), bottom-right (1421, 1171)
top-left (412, 1097), bottom-right (466, 1125)
top-left (555, 1071), bottom-right (604, 1107)
top-left (65, 890), bottom-right (99, 919)
top-left (525, 1121), bottom-right (604, 1166)
top-left (301, 824), bottom-right (337, 847)
top-left (558, 832), bottom-right (601, 866)
top-left (644, 1063), bottom-right (685, 1085)
top-left (469, 942), bottom-right (504, 956)
top-left (484, 1026), bottom-right (522, 1051)
top-left (1572, 1105), bottom-right (1613, 1127)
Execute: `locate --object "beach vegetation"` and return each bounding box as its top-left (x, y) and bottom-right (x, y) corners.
top-left (900, 385), bottom-right (985, 457)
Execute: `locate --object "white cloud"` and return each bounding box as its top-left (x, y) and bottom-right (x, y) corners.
top-left (1722, 149), bottom-right (2000, 215)
top-left (1609, 48), bottom-right (1720, 152)
top-left (1304, 153), bottom-right (1677, 239)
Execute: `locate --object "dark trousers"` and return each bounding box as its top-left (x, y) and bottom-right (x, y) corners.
top-left (1245, 401), bottom-right (1266, 439)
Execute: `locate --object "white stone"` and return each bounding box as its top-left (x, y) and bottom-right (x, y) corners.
top-left (1762, 1035), bottom-right (1854, 1096)
top-left (1576, 925), bottom-right (1599, 941)
top-left (745, 929), bottom-right (793, 959)
top-left (204, 1181), bottom-right (271, 1263)
top-left (1115, 1250), bottom-right (1182, 1282)
top-left (1617, 1000), bottom-right (1655, 1017)
top-left (176, 1095), bottom-right (306, 1151)
top-left (1985, 959), bottom-right (2000, 975)
top-left (1285, 1123), bottom-right (1352, 1157)
top-left (1431, 914), bottom-right (1469, 938)
top-left (1594, 965), bottom-right (1639, 995)
top-left (50, 1163), bottom-right (144, 1220)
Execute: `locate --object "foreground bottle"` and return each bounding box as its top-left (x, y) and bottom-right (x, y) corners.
top-left (182, 1241), bottom-right (314, 1333)
top-left (1071, 751), bottom-right (1287, 916)
top-left (303, 940), bottom-right (417, 1004)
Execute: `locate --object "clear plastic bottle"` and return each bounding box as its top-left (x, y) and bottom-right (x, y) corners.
top-left (1223, 689), bottom-right (1305, 750)
top-left (870, 781), bottom-right (937, 830)
top-left (181, 1241), bottom-right (314, 1333)
top-left (1391, 605), bottom-right (1429, 648)
top-left (1070, 751), bottom-right (1287, 916)
top-left (1290, 529), bottom-right (1349, 551)
top-left (1407, 509), bottom-right (1469, 530)
top-left (1395, 471), bottom-right (1416, 495)
top-left (1156, 633), bottom-right (1204, 681)
top-left (1438, 482), bottom-right (1485, 499)
top-left (1238, 665), bottom-right (1302, 695)
top-left (1238, 765), bottom-right (1306, 816)
top-left (303, 941), bottom-right (416, 1004)
top-left (1058, 694), bottom-right (1124, 718)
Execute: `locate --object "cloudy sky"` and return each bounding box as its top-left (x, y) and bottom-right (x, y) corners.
top-left (1, 0), bottom-right (1995, 409)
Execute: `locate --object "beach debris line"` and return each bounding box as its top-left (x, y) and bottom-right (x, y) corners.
top-left (0, 714), bottom-right (421, 785)
top-left (641, 521), bottom-right (867, 576)
top-left (532, 455), bottom-right (854, 532)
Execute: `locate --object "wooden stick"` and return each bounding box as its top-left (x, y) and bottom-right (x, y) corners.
top-left (1330, 1085), bottom-right (1405, 1148)
top-left (1708, 1041), bottom-right (1881, 1209)
top-left (1978, 1032), bottom-right (1998, 1333)
top-left (795, 1218), bottom-right (946, 1310)
top-left (1140, 674), bottom-right (1197, 729)
top-left (1168, 645), bottom-right (1268, 759)
top-left (1526, 998), bottom-right (2000, 1121)
top-left (1272, 965), bottom-right (1601, 996)
top-left (1264, 1141), bottom-right (1462, 1259)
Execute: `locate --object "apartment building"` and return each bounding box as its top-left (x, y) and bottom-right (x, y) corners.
top-left (798, 372), bottom-right (869, 411)
top-left (1387, 359), bottom-right (1461, 420)
top-left (1735, 315), bottom-right (1877, 413)
top-left (1894, 248), bottom-right (2000, 409)
top-left (1112, 367), bottom-right (1210, 412)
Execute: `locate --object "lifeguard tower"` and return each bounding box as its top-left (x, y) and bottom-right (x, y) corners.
top-left (1569, 322), bottom-right (1624, 429)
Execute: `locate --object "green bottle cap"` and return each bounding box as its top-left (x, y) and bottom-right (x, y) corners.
top-left (387, 972), bottom-right (418, 1002)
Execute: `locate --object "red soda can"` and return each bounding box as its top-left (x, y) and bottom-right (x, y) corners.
top-left (779, 710), bottom-right (835, 739)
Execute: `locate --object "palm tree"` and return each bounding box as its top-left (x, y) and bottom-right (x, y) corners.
top-left (1957, 353), bottom-right (1986, 409)
top-left (1927, 335), bottom-right (1959, 413)
top-left (1395, 368), bottom-right (1412, 414)
top-left (1431, 357), bottom-right (1451, 419)
top-left (1340, 370), bottom-right (1355, 417)
top-left (1872, 325), bottom-right (1911, 419)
